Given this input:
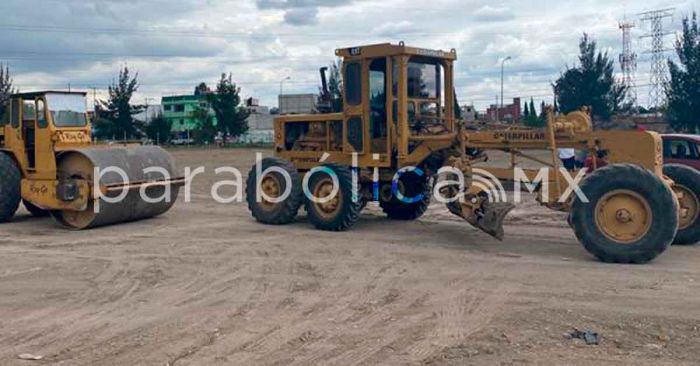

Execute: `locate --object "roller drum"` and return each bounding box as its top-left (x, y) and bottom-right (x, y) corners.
top-left (51, 145), bottom-right (180, 229)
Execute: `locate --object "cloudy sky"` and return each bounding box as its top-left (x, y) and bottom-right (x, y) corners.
top-left (0, 0), bottom-right (696, 110)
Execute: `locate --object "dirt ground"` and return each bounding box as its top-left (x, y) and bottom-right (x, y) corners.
top-left (1, 147), bottom-right (699, 365)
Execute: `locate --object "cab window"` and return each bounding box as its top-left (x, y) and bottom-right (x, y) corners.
top-left (664, 139), bottom-right (699, 160)
top-left (369, 58), bottom-right (387, 139)
top-left (0, 103), bottom-right (7, 126)
top-left (11, 99), bottom-right (20, 128)
top-left (46, 93), bottom-right (87, 127)
top-left (345, 63), bottom-right (361, 106)
top-left (23, 100), bottom-right (36, 122)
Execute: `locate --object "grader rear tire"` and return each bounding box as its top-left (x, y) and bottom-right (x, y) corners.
top-left (246, 158), bottom-right (303, 225)
top-left (570, 164), bottom-right (678, 264)
top-left (23, 200), bottom-right (50, 218)
top-left (304, 164), bottom-right (361, 231)
top-left (380, 172), bottom-right (431, 221)
top-left (664, 164), bottom-right (700, 245)
top-left (0, 153), bottom-right (21, 223)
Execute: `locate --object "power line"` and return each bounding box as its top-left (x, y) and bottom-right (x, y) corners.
top-left (619, 19), bottom-right (638, 106)
top-left (639, 8), bottom-right (675, 109)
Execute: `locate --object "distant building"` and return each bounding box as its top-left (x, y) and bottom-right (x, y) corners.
top-left (134, 104), bottom-right (164, 124)
top-left (279, 94), bottom-right (317, 115)
top-left (462, 105), bottom-right (477, 123)
top-left (245, 98), bottom-right (274, 131)
top-left (238, 97), bottom-right (274, 144)
top-left (485, 97), bottom-right (521, 124)
top-left (161, 94), bottom-right (216, 138)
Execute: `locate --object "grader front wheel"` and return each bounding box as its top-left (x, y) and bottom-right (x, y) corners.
top-left (664, 164), bottom-right (700, 245)
top-left (570, 164), bottom-right (678, 264)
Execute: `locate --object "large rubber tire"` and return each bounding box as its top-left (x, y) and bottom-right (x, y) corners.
top-left (305, 164), bottom-right (361, 231)
top-left (664, 164), bottom-right (700, 245)
top-left (24, 200), bottom-right (50, 218)
top-left (0, 153), bottom-right (21, 223)
top-left (570, 164), bottom-right (678, 264)
top-left (246, 157), bottom-right (302, 225)
top-left (380, 172), bottom-right (431, 221)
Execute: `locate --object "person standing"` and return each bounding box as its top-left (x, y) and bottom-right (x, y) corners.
top-left (558, 148), bottom-right (576, 171)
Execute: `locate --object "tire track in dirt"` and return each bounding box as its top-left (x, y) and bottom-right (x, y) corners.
top-left (405, 281), bottom-right (516, 363)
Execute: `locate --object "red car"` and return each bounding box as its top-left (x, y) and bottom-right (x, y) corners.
top-left (662, 134), bottom-right (700, 170)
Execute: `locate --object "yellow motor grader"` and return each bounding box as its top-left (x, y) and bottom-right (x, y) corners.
top-left (0, 91), bottom-right (183, 229)
top-left (246, 43), bottom-right (700, 263)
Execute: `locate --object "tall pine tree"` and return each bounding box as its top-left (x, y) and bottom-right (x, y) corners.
top-left (0, 64), bottom-right (15, 118)
top-left (93, 67), bottom-right (144, 140)
top-left (208, 73), bottom-right (249, 137)
top-left (667, 12), bottom-right (700, 132)
top-left (554, 34), bottom-right (627, 121)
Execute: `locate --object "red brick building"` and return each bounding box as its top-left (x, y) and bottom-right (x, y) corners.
top-left (485, 97), bottom-right (521, 124)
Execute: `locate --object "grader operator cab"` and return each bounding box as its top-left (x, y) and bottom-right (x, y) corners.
top-left (247, 43), bottom-right (700, 264)
top-left (0, 91), bottom-right (183, 229)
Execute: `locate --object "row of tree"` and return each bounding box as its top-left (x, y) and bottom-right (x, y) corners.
top-left (553, 12), bottom-right (698, 132)
top-left (521, 98), bottom-right (558, 127)
top-left (92, 68), bottom-right (250, 143)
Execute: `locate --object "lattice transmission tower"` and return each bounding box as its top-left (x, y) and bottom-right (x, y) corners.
top-left (639, 8), bottom-right (674, 109)
top-left (619, 20), bottom-right (638, 107)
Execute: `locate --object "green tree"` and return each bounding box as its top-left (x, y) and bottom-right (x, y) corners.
top-left (554, 34), bottom-right (627, 121)
top-left (194, 82), bottom-right (211, 96)
top-left (208, 73), bottom-right (249, 137)
top-left (539, 101), bottom-right (547, 121)
top-left (0, 64), bottom-right (16, 118)
top-left (191, 107), bottom-right (216, 143)
top-left (667, 12), bottom-right (700, 133)
top-left (319, 60), bottom-right (343, 113)
top-left (523, 102), bottom-right (530, 117)
top-left (524, 98), bottom-right (545, 127)
top-left (145, 114), bottom-right (172, 144)
top-left (93, 67), bottom-right (144, 140)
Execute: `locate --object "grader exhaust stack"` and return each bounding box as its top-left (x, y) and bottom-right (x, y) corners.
top-left (0, 91), bottom-right (183, 229)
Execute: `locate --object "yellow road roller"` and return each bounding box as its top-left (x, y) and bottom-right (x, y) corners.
top-left (0, 91), bottom-right (183, 229)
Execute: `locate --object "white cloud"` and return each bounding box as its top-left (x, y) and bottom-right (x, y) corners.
top-left (0, 0), bottom-right (696, 109)
top-left (372, 21), bottom-right (414, 36)
top-left (473, 5), bottom-right (515, 22)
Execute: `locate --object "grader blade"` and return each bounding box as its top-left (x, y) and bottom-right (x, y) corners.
top-left (448, 200), bottom-right (515, 240)
top-left (470, 202), bottom-right (516, 240)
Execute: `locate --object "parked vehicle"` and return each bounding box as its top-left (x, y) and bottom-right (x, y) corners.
top-left (662, 134), bottom-right (700, 170)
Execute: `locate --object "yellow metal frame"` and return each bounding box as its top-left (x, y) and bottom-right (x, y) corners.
top-left (1, 92), bottom-right (98, 210)
top-left (272, 43), bottom-right (667, 209)
top-left (275, 43), bottom-right (457, 170)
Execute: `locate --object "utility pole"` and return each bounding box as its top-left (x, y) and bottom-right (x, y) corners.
top-left (619, 20), bottom-right (638, 108)
top-left (279, 76), bottom-right (291, 96)
top-left (144, 97), bottom-right (154, 124)
top-left (500, 56), bottom-right (512, 109)
top-left (639, 8), bottom-right (675, 110)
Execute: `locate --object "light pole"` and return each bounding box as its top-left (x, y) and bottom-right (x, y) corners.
top-left (500, 56), bottom-right (512, 110)
top-left (279, 76), bottom-right (291, 96)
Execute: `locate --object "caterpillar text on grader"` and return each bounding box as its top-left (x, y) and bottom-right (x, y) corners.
top-left (0, 91), bottom-right (183, 229)
top-left (247, 43), bottom-right (700, 263)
